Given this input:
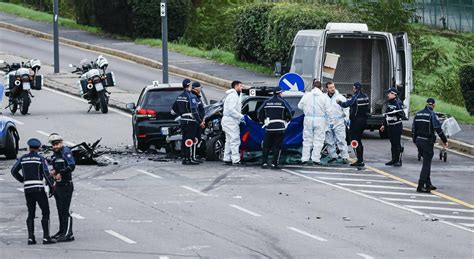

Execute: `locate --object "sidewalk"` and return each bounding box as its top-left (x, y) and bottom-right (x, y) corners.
top-left (0, 12), bottom-right (472, 149)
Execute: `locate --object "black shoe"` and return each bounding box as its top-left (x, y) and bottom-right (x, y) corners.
top-left (182, 159), bottom-right (199, 165)
top-left (223, 161), bottom-right (232, 166)
top-left (427, 185), bottom-right (437, 191)
top-left (261, 163), bottom-right (268, 169)
top-left (192, 158), bottom-right (204, 164)
top-left (328, 158), bottom-right (337, 163)
top-left (43, 237), bottom-right (56, 244)
top-left (313, 162), bottom-right (322, 166)
top-left (27, 238), bottom-right (36, 245)
top-left (416, 186), bottom-right (431, 193)
top-left (385, 160), bottom-right (395, 166)
top-left (350, 161), bottom-right (365, 167)
top-left (232, 162), bottom-right (241, 166)
top-left (270, 164), bottom-right (280, 170)
top-left (392, 161), bottom-right (402, 167)
top-left (57, 234), bottom-right (74, 242)
top-left (51, 231), bottom-right (62, 239)
top-left (305, 161), bottom-right (314, 166)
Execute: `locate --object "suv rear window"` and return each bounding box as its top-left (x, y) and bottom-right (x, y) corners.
top-left (141, 90), bottom-right (181, 111)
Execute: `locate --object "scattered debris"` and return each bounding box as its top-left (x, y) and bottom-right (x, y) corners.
top-left (342, 217), bottom-right (351, 221)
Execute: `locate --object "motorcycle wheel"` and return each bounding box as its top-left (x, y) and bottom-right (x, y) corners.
top-left (9, 100), bottom-right (17, 114)
top-left (206, 135), bottom-right (225, 161)
top-left (20, 91), bottom-right (30, 115)
top-left (99, 91), bottom-right (108, 114)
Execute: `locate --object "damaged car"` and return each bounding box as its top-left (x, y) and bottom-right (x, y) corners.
top-left (0, 115), bottom-right (20, 159)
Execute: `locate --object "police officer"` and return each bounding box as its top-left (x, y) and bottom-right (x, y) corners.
top-left (49, 133), bottom-right (76, 242)
top-left (337, 82), bottom-right (369, 167)
top-left (172, 79), bottom-right (201, 165)
top-left (191, 81), bottom-right (205, 163)
top-left (380, 88), bottom-right (406, 166)
top-left (257, 87), bottom-right (293, 169)
top-left (412, 98), bottom-right (448, 193)
top-left (11, 138), bottom-right (56, 245)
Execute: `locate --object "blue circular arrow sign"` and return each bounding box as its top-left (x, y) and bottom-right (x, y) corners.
top-left (279, 73), bottom-right (305, 92)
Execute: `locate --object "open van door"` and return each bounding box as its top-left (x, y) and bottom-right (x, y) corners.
top-left (393, 32), bottom-right (413, 118)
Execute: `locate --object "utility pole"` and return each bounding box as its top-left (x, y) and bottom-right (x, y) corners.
top-left (161, 0), bottom-right (169, 83)
top-left (53, 0), bottom-right (59, 73)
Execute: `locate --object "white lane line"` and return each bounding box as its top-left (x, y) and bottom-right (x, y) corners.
top-left (431, 214), bottom-right (474, 220)
top-left (380, 198), bottom-right (457, 205)
top-left (104, 230), bottom-right (136, 244)
top-left (358, 190), bottom-right (438, 197)
top-left (36, 130), bottom-right (50, 137)
top-left (17, 188), bottom-right (24, 192)
top-left (287, 227), bottom-right (327, 242)
top-left (0, 178), bottom-right (4, 181)
top-left (137, 169), bottom-right (162, 179)
top-left (180, 186), bottom-right (209, 197)
top-left (9, 118), bottom-right (24, 125)
top-left (460, 223), bottom-right (474, 227)
top-left (71, 213), bottom-right (85, 219)
top-left (159, 257), bottom-right (170, 259)
top-left (357, 253), bottom-right (375, 259)
top-left (229, 204), bottom-right (262, 217)
top-left (337, 183), bottom-right (413, 190)
top-left (43, 87), bottom-right (132, 118)
top-left (317, 177), bottom-right (398, 183)
top-left (298, 170), bottom-right (385, 177)
top-left (405, 206), bottom-right (474, 213)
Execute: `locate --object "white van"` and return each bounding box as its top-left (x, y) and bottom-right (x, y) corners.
top-left (275, 23), bottom-right (413, 137)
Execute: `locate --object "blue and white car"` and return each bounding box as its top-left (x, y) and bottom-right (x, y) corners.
top-left (0, 115), bottom-right (19, 159)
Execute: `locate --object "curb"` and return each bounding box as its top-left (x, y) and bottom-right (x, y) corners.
top-left (0, 21), bottom-right (232, 90)
top-left (402, 128), bottom-right (474, 156)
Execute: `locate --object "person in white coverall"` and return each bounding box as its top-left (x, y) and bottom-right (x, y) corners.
top-left (298, 80), bottom-right (329, 165)
top-left (325, 81), bottom-right (349, 164)
top-left (222, 80), bottom-right (244, 165)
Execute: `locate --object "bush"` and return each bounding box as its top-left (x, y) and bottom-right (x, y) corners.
top-left (94, 0), bottom-right (130, 35)
top-left (353, 0), bottom-right (415, 32)
top-left (459, 64), bottom-right (474, 115)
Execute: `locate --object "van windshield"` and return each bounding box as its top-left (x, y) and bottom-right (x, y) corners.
top-left (291, 46), bottom-right (316, 77)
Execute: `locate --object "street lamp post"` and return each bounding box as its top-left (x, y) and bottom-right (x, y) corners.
top-left (53, 0), bottom-right (59, 73)
top-left (161, 0), bottom-right (169, 84)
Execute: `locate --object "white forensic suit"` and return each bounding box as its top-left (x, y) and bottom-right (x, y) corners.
top-left (325, 89), bottom-right (350, 159)
top-left (222, 88), bottom-right (243, 163)
top-left (298, 87), bottom-right (329, 163)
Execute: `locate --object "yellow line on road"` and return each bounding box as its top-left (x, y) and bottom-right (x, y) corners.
top-left (366, 165), bottom-right (474, 209)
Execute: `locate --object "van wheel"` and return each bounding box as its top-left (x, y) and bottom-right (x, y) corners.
top-left (379, 129), bottom-right (389, 139)
top-left (4, 129), bottom-right (18, 159)
top-left (206, 135), bottom-right (225, 161)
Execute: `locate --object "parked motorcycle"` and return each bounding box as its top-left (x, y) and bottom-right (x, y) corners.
top-left (70, 55), bottom-right (116, 113)
top-left (1, 59), bottom-right (43, 115)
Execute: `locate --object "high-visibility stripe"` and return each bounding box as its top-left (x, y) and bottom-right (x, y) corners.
top-left (24, 180), bottom-right (44, 185)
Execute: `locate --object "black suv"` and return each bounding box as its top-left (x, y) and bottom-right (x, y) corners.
top-left (126, 83), bottom-right (208, 151)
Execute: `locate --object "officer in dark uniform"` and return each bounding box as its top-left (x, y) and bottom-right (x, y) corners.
top-left (380, 88), bottom-right (406, 166)
top-left (191, 81), bottom-right (205, 163)
top-left (412, 98), bottom-right (448, 193)
top-left (172, 79), bottom-right (202, 165)
top-left (257, 87), bottom-right (293, 169)
top-left (337, 82), bottom-right (369, 167)
top-left (11, 138), bottom-right (56, 245)
top-left (48, 133), bottom-right (76, 242)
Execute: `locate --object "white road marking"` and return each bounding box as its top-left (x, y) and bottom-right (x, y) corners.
top-left (460, 223), bottom-right (474, 227)
top-left (35, 130), bottom-right (50, 137)
top-left (137, 169), bottom-right (162, 179)
top-left (229, 204), bottom-right (262, 217)
top-left (357, 253), bottom-right (375, 259)
top-left (43, 87), bottom-right (132, 118)
top-left (358, 190), bottom-right (438, 197)
top-left (405, 206), bottom-right (474, 213)
top-left (317, 177), bottom-right (398, 183)
top-left (9, 118), bottom-right (24, 125)
top-left (16, 188), bottom-right (24, 192)
top-left (180, 186), bottom-right (209, 196)
top-left (299, 171), bottom-right (385, 177)
top-left (380, 197), bottom-right (457, 205)
top-left (0, 178), bottom-right (4, 181)
top-left (337, 183), bottom-right (413, 190)
top-left (287, 227), bottom-right (327, 242)
top-left (104, 230), bottom-right (136, 244)
top-left (431, 214), bottom-right (474, 220)
top-left (159, 257), bottom-right (170, 259)
top-left (71, 213), bottom-right (85, 219)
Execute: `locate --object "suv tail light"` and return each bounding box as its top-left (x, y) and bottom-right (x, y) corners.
top-left (136, 108), bottom-right (157, 118)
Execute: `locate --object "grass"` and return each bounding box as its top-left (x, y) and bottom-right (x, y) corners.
top-left (0, 2), bottom-right (100, 34)
top-left (410, 94), bottom-right (474, 125)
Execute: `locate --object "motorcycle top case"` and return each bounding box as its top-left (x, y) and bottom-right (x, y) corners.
top-left (103, 72), bottom-right (116, 87)
top-left (31, 75), bottom-right (43, 90)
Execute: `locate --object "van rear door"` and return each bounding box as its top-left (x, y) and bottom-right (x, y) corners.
top-left (392, 32), bottom-right (413, 117)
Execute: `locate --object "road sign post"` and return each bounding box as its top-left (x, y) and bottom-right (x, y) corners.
top-left (278, 73), bottom-right (305, 92)
top-left (161, 0), bottom-right (169, 84)
top-left (53, 0), bottom-right (59, 73)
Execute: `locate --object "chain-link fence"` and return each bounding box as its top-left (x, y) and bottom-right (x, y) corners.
top-left (413, 0), bottom-right (474, 32)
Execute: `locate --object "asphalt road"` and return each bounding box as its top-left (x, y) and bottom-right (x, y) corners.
top-left (0, 31), bottom-right (473, 258)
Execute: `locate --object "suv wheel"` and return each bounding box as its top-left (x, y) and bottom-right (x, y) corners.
top-left (206, 135), bottom-right (225, 161)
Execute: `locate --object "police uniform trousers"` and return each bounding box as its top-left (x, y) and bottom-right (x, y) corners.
top-left (262, 132), bottom-right (285, 165)
top-left (26, 190), bottom-right (50, 238)
top-left (350, 118), bottom-right (367, 162)
top-left (416, 138), bottom-right (434, 185)
top-left (388, 123), bottom-right (402, 162)
top-left (181, 122), bottom-right (198, 159)
top-left (54, 182), bottom-right (74, 235)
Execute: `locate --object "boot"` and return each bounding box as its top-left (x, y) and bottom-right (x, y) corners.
top-left (191, 144), bottom-right (204, 163)
top-left (182, 158), bottom-right (199, 165)
top-left (416, 181), bottom-right (430, 193)
top-left (385, 160), bottom-right (395, 166)
top-left (52, 216), bottom-right (64, 239)
top-left (57, 216), bottom-right (74, 242)
top-left (41, 219), bottom-right (56, 244)
top-left (27, 219), bottom-right (36, 245)
top-left (426, 179), bottom-right (437, 191)
top-left (261, 163), bottom-right (268, 169)
top-left (392, 160), bottom-right (402, 167)
top-left (350, 161), bottom-right (365, 167)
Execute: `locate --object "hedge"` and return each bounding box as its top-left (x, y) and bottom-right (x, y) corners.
top-left (460, 64), bottom-right (474, 115)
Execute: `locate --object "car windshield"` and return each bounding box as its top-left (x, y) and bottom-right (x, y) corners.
top-left (142, 90), bottom-right (181, 111)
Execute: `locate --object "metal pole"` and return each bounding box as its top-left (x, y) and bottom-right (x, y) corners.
top-left (53, 0), bottom-right (59, 73)
top-left (161, 0), bottom-right (169, 84)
